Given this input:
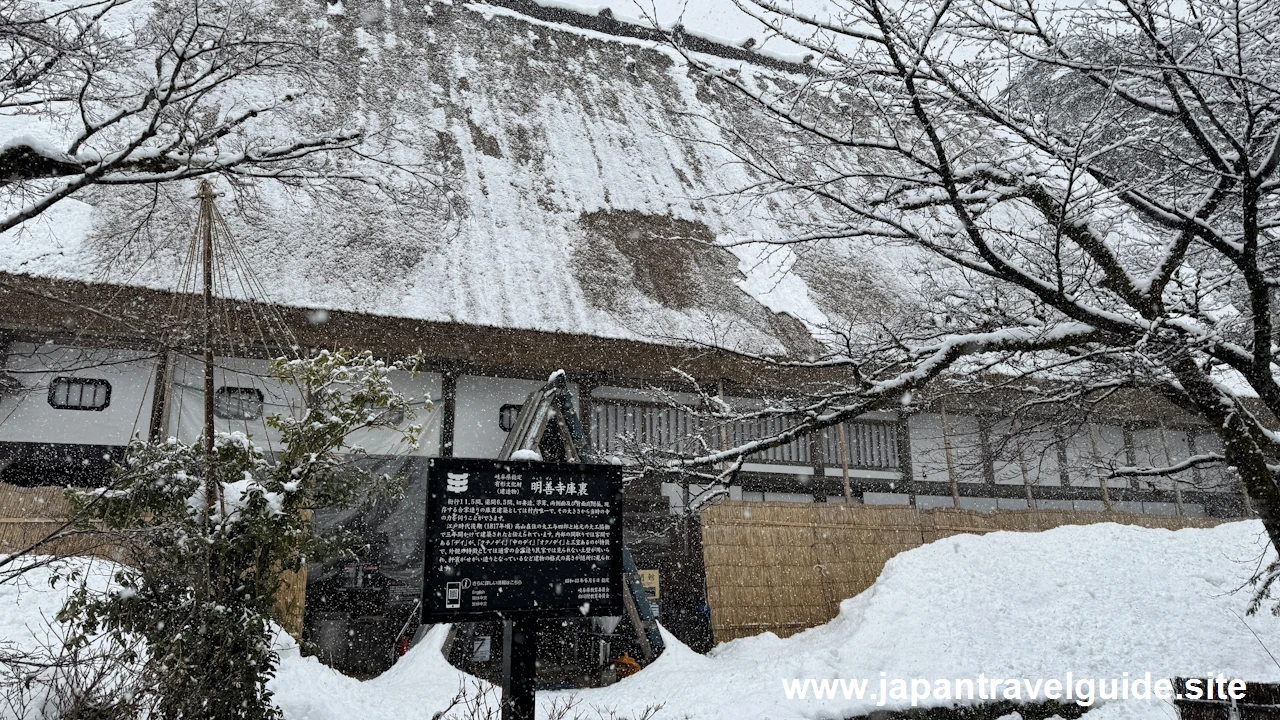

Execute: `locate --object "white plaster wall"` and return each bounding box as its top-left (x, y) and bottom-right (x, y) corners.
top-left (1130, 427), bottom-right (1191, 491)
top-left (990, 419), bottom-right (1062, 487)
top-left (453, 375), bottom-right (578, 459)
top-left (1063, 424), bottom-right (1130, 488)
top-left (168, 356), bottom-right (299, 450)
top-left (346, 371), bottom-right (443, 456)
top-left (909, 413), bottom-right (984, 484)
top-left (0, 342), bottom-right (158, 446)
top-left (169, 356), bottom-right (442, 456)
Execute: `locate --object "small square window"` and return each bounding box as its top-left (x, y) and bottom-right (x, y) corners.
top-left (48, 377), bottom-right (112, 411)
top-left (214, 386), bottom-right (265, 420)
top-left (499, 404), bottom-right (523, 432)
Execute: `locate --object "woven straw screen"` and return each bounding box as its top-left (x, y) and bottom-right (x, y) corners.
top-left (701, 501), bottom-right (1225, 643)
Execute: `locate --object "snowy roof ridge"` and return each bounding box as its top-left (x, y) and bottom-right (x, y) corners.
top-left (466, 0), bottom-right (810, 73)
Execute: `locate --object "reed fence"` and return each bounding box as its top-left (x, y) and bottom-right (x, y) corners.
top-left (701, 500), bottom-right (1226, 643)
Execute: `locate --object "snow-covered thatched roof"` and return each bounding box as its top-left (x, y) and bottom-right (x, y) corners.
top-left (1, 0), bottom-right (900, 359)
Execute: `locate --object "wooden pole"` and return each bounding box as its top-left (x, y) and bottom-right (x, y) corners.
top-left (1089, 424), bottom-right (1113, 512)
top-left (1015, 436), bottom-right (1037, 510)
top-left (837, 422), bottom-right (852, 503)
top-left (500, 617), bottom-right (538, 720)
top-left (1158, 424), bottom-right (1185, 515)
top-left (940, 405), bottom-right (960, 508)
top-left (199, 181), bottom-right (217, 517)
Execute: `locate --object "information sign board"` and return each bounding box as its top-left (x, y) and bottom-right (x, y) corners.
top-left (422, 457), bottom-right (624, 621)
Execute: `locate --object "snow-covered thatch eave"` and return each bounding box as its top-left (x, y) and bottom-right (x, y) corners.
top-left (466, 0), bottom-right (812, 72)
top-left (0, 270), bottom-right (848, 392)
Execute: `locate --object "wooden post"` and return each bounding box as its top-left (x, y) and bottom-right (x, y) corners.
top-left (440, 370), bottom-right (457, 458)
top-left (717, 378), bottom-right (730, 473)
top-left (939, 405), bottom-right (960, 508)
top-left (1158, 424), bottom-right (1185, 515)
top-left (501, 617), bottom-right (538, 720)
top-left (1089, 424), bottom-right (1114, 512)
top-left (197, 181), bottom-right (217, 517)
top-left (147, 350), bottom-right (173, 443)
top-left (896, 411), bottom-right (917, 507)
top-left (837, 423), bottom-right (853, 503)
top-left (1015, 436), bottom-right (1037, 510)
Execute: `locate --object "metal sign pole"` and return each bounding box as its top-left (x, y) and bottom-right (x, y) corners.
top-left (500, 617), bottom-right (538, 720)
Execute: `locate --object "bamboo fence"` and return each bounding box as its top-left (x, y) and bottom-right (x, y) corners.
top-left (0, 482), bottom-right (96, 557)
top-left (0, 482), bottom-right (306, 638)
top-left (700, 500), bottom-right (1226, 643)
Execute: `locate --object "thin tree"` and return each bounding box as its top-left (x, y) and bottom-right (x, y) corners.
top-left (638, 0), bottom-right (1280, 571)
top-left (0, 0), bottom-right (423, 235)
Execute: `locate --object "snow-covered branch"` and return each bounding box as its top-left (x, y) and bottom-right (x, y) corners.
top-left (645, 0), bottom-right (1280, 549)
top-left (0, 0), bottom-right (443, 236)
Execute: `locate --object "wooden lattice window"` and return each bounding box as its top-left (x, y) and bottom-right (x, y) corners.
top-left (48, 377), bottom-right (112, 411)
top-left (213, 386), bottom-right (264, 420)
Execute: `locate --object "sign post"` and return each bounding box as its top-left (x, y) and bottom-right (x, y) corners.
top-left (422, 457), bottom-right (624, 720)
top-left (501, 617), bottom-right (538, 720)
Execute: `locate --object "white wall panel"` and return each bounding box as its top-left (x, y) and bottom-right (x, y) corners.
top-left (1063, 424), bottom-right (1129, 488)
top-left (345, 371), bottom-right (443, 457)
top-left (990, 419), bottom-right (1062, 486)
top-left (0, 343), bottom-right (158, 446)
top-left (454, 375), bottom-right (576, 459)
top-left (169, 356), bottom-right (441, 457)
top-left (168, 356), bottom-right (299, 450)
top-left (909, 413), bottom-right (983, 484)
top-left (1130, 427), bottom-right (1190, 491)
top-left (1189, 431), bottom-right (1235, 492)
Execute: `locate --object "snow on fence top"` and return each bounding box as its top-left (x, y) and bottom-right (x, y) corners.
top-left (0, 0), bottom-right (896, 358)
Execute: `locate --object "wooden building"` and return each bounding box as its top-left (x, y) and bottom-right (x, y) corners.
top-left (0, 0), bottom-right (1253, 672)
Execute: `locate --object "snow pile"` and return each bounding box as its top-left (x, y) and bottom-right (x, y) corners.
top-left (0, 556), bottom-right (123, 643)
top-left (5, 521), bottom-right (1276, 720)
top-left (552, 520), bottom-right (1279, 720)
top-left (278, 519), bottom-right (1280, 719)
top-left (0, 556), bottom-right (121, 718)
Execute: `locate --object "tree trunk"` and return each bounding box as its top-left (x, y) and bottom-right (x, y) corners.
top-left (1169, 355), bottom-right (1280, 552)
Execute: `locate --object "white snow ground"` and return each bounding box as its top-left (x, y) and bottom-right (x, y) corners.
top-left (5, 520), bottom-right (1279, 720)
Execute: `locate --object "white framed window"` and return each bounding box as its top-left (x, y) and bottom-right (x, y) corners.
top-left (48, 377), bottom-right (111, 411)
top-left (213, 386), bottom-right (265, 420)
top-left (499, 404), bottom-right (523, 432)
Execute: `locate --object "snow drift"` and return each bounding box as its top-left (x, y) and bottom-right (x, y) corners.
top-left (6, 519), bottom-right (1277, 719)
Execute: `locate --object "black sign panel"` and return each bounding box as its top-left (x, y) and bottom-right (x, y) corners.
top-left (422, 457), bottom-right (624, 622)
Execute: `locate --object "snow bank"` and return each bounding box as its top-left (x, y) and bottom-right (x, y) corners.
top-left (560, 520), bottom-right (1279, 719)
top-left (0, 557), bottom-right (116, 650)
top-left (5, 520), bottom-right (1278, 720)
top-left (270, 519), bottom-right (1280, 719)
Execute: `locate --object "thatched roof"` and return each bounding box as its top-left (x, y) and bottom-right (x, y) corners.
top-left (1, 0), bottom-right (899, 360)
